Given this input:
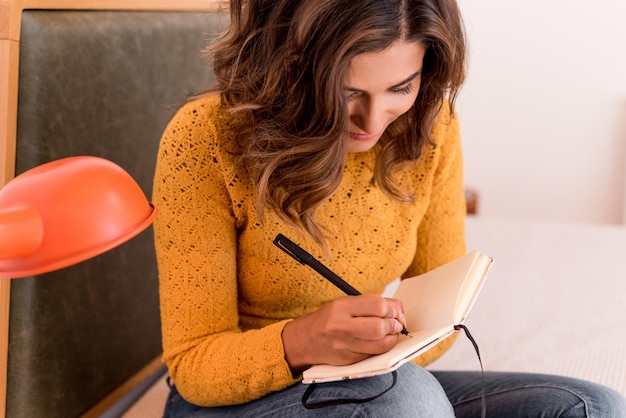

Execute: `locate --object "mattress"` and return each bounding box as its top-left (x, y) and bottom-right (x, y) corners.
top-left (430, 216), bottom-right (626, 396)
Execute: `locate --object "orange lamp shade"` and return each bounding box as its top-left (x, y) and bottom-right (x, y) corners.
top-left (0, 156), bottom-right (157, 279)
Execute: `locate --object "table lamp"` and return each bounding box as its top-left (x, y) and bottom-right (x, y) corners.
top-left (0, 156), bottom-right (157, 279)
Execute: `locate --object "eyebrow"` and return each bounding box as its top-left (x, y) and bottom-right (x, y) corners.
top-left (344, 70), bottom-right (422, 93)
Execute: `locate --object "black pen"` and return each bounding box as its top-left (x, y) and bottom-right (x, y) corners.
top-left (273, 233), bottom-right (409, 336)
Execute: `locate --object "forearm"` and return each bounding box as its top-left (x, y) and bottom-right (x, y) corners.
top-left (164, 320), bottom-right (298, 406)
top-left (154, 211), bottom-right (298, 405)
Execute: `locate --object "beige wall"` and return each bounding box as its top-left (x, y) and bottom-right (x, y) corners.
top-left (457, 0), bottom-right (626, 225)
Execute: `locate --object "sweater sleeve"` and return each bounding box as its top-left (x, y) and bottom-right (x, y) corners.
top-left (403, 103), bottom-right (467, 366)
top-left (152, 99), bottom-right (298, 407)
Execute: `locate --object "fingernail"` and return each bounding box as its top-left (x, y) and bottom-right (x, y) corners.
top-left (394, 320), bottom-right (402, 333)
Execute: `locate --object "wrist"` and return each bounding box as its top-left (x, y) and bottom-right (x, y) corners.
top-left (282, 318), bottom-right (313, 373)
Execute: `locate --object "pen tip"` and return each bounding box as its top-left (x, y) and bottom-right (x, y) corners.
top-left (401, 328), bottom-right (410, 336)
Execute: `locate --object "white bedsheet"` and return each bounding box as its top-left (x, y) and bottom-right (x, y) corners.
top-left (429, 216), bottom-right (626, 396)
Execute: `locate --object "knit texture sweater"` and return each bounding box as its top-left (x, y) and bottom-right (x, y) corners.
top-left (153, 94), bottom-right (467, 407)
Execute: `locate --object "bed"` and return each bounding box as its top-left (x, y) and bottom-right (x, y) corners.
top-left (430, 215), bottom-right (626, 396)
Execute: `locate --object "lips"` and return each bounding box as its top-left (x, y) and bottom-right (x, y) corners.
top-left (349, 132), bottom-right (374, 141)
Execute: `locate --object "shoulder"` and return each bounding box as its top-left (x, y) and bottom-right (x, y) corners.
top-left (158, 94), bottom-right (243, 162)
top-left (395, 100), bottom-right (462, 185)
top-left (177, 93), bottom-right (229, 122)
top-left (164, 94), bottom-right (238, 144)
top-left (156, 94), bottom-right (247, 188)
top-left (430, 99), bottom-right (460, 147)
top-left (418, 100), bottom-right (462, 171)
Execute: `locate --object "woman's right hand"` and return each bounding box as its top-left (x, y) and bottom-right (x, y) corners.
top-left (281, 294), bottom-right (408, 373)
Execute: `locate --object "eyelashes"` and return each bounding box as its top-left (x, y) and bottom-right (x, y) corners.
top-left (344, 82), bottom-right (416, 102)
top-left (345, 92), bottom-right (359, 102)
top-left (390, 83), bottom-right (414, 95)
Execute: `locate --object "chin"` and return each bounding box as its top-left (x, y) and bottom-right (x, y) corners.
top-left (347, 140), bottom-right (378, 153)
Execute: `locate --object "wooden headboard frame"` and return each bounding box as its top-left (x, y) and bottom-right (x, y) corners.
top-left (0, 1), bottom-right (225, 416)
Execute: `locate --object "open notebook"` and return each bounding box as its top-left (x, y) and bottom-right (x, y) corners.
top-left (302, 251), bottom-right (493, 384)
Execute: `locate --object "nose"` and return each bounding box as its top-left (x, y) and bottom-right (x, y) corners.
top-left (350, 96), bottom-right (387, 135)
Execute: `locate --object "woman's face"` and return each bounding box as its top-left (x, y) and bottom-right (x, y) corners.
top-left (344, 40), bottom-right (426, 153)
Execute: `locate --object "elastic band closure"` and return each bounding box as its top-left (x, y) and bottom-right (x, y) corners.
top-left (455, 324), bottom-right (486, 418)
top-left (301, 370), bottom-right (398, 409)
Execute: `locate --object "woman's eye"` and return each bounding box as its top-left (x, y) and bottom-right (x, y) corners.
top-left (390, 84), bottom-right (414, 95)
top-left (345, 91), bottom-right (359, 102)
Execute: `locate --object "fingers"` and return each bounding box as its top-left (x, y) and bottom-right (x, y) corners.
top-left (337, 294), bottom-right (408, 337)
top-left (342, 317), bottom-right (403, 353)
top-left (344, 315), bottom-right (404, 340)
top-left (320, 295), bottom-right (407, 358)
top-left (337, 331), bottom-right (400, 358)
top-left (283, 294), bottom-right (408, 370)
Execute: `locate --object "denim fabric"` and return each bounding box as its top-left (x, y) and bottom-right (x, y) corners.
top-left (163, 366), bottom-right (626, 417)
top-left (432, 371), bottom-right (626, 418)
top-left (163, 363), bottom-right (453, 417)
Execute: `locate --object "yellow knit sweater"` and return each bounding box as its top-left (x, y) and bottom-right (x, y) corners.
top-left (152, 94), bottom-right (467, 407)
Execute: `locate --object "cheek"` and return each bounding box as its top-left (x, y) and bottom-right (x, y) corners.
top-left (391, 92), bottom-right (419, 118)
top-left (347, 102), bottom-right (356, 119)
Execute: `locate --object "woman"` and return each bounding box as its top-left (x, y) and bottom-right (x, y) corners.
top-left (153, 0), bottom-right (626, 416)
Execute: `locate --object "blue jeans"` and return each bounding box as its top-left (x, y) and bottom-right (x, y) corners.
top-left (163, 365), bottom-right (626, 417)
top-left (432, 371), bottom-right (626, 417)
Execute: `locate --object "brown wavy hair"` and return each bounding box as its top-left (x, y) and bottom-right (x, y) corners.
top-left (208, 0), bottom-right (466, 248)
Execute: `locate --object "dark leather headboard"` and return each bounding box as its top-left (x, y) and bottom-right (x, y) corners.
top-left (7, 9), bottom-right (226, 417)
